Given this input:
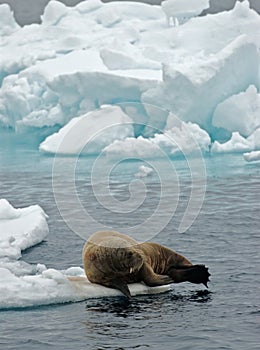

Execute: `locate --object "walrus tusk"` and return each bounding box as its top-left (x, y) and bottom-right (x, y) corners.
top-left (130, 267), bottom-right (134, 274)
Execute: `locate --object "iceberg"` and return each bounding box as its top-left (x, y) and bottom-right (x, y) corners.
top-left (212, 85), bottom-right (260, 138)
top-left (135, 165), bottom-right (154, 178)
top-left (211, 128), bottom-right (260, 153)
top-left (0, 199), bottom-right (49, 260)
top-left (142, 35), bottom-right (259, 135)
top-left (0, 0), bottom-right (259, 153)
top-left (0, 3), bottom-right (19, 36)
top-left (105, 119), bottom-right (210, 158)
top-left (243, 150), bottom-right (260, 162)
top-left (162, 0), bottom-right (210, 26)
top-left (39, 105), bottom-right (134, 155)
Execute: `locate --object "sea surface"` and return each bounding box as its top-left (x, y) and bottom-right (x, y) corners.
top-left (0, 143), bottom-right (259, 350)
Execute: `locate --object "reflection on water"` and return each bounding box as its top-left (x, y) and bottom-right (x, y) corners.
top-left (82, 289), bottom-right (213, 350)
top-left (84, 289), bottom-right (212, 318)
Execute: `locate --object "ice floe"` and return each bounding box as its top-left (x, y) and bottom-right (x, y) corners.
top-left (0, 199), bottom-right (170, 309)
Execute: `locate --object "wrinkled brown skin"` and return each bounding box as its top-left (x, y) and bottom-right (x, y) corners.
top-left (82, 231), bottom-right (210, 298)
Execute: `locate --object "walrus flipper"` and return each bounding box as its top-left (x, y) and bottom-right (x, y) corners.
top-left (140, 262), bottom-right (174, 287)
top-left (105, 279), bottom-right (132, 298)
top-left (168, 264), bottom-right (210, 287)
top-left (186, 264), bottom-right (210, 287)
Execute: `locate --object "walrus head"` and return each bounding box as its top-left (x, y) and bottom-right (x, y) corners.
top-left (86, 235), bottom-right (144, 276)
top-left (96, 245), bottom-right (143, 275)
top-left (118, 247), bottom-right (143, 274)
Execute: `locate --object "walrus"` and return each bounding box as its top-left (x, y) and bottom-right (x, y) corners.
top-left (82, 231), bottom-right (210, 298)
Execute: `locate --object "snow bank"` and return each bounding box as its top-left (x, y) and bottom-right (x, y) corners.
top-left (243, 150), bottom-right (260, 162)
top-left (0, 199), bottom-right (169, 309)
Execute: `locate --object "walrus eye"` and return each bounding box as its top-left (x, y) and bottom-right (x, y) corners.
top-left (127, 251), bottom-right (133, 258)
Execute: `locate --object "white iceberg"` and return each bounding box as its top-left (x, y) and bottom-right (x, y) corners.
top-left (142, 35), bottom-right (259, 134)
top-left (135, 165), bottom-right (154, 178)
top-left (212, 85), bottom-right (260, 138)
top-left (0, 3), bottom-right (19, 35)
top-left (39, 105), bottom-right (134, 155)
top-left (0, 0), bottom-right (259, 156)
top-left (211, 128), bottom-right (260, 153)
top-left (105, 120), bottom-right (210, 158)
top-left (0, 199), bottom-right (49, 260)
top-left (243, 150), bottom-right (260, 162)
top-left (162, 0), bottom-right (209, 26)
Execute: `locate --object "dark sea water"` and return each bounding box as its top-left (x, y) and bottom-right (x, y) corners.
top-left (0, 144), bottom-right (259, 350)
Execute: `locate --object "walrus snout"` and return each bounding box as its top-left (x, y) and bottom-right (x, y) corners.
top-left (124, 249), bottom-right (143, 274)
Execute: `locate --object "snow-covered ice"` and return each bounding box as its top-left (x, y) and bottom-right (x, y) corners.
top-left (0, 199), bottom-right (170, 309)
top-left (0, 0), bottom-right (259, 156)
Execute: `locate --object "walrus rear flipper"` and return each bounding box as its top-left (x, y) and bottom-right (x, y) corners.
top-left (168, 265), bottom-right (210, 287)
